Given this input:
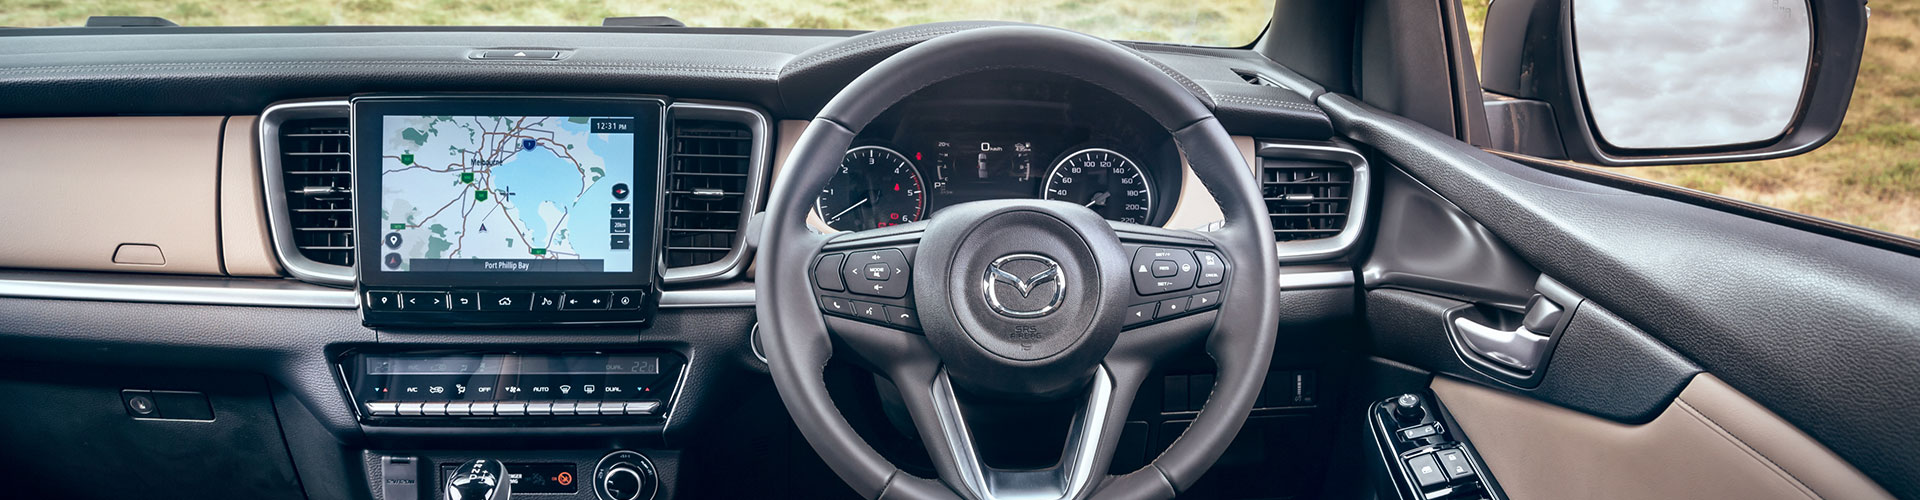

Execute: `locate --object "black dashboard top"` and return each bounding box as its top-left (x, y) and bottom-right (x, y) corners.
top-left (0, 22), bottom-right (1333, 139)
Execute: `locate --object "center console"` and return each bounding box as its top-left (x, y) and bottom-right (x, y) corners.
top-left (339, 94), bottom-right (691, 500)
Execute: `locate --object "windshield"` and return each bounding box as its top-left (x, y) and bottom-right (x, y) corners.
top-left (3, 1), bottom-right (1271, 46)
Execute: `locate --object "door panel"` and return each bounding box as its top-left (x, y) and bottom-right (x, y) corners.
top-left (1320, 92), bottom-right (1920, 497)
top-left (1435, 375), bottom-right (1894, 500)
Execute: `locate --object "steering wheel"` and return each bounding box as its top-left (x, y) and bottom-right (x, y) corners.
top-left (757, 25), bottom-right (1280, 500)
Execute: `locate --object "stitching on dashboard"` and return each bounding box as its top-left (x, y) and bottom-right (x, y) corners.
top-left (0, 61), bottom-right (780, 76)
top-left (1214, 94), bottom-right (1322, 113)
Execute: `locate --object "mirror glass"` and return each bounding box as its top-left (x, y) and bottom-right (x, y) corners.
top-left (1574, 0), bottom-right (1813, 150)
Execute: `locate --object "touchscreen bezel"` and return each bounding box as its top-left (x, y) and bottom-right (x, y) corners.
top-left (351, 95), bottom-right (668, 289)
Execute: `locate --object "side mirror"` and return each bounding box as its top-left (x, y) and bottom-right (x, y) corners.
top-left (1478, 0), bottom-right (1868, 166)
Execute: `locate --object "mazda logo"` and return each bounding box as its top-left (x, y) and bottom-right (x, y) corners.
top-left (984, 254), bottom-right (1066, 318)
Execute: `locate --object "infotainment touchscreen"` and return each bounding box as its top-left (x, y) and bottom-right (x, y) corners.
top-left (352, 96), bottom-right (666, 327)
top-left (377, 114), bottom-right (638, 273)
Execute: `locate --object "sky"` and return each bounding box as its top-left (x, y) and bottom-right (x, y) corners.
top-left (1574, 0), bottom-right (1812, 149)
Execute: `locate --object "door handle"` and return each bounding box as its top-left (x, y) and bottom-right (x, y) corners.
top-left (1451, 317), bottom-right (1552, 372)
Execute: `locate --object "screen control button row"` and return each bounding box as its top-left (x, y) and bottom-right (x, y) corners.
top-left (364, 290), bottom-right (647, 312)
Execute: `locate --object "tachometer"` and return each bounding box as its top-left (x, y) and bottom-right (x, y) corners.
top-left (1042, 148), bottom-right (1153, 224)
top-left (816, 146), bottom-right (928, 231)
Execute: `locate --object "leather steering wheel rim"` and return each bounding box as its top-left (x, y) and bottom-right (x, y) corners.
top-left (756, 25), bottom-right (1280, 500)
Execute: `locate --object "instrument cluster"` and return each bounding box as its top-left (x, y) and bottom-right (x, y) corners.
top-left (812, 74), bottom-right (1181, 231)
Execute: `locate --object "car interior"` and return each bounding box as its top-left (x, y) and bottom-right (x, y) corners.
top-left (1, 1), bottom-right (1916, 500)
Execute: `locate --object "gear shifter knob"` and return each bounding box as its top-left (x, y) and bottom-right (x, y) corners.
top-left (447, 459), bottom-right (510, 500)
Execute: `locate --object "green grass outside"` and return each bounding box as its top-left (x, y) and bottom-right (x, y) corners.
top-left (4, 0), bottom-right (1912, 238)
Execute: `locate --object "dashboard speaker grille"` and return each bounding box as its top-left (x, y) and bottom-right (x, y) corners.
top-left (665, 119), bottom-right (753, 268)
top-left (278, 118), bottom-right (355, 267)
top-left (1261, 161), bottom-right (1352, 242)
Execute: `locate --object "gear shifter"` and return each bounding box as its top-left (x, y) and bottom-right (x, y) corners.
top-left (446, 459), bottom-right (510, 500)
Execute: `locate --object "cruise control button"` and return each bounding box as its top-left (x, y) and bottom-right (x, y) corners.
top-left (1155, 297), bottom-right (1190, 319)
top-left (480, 292), bottom-right (531, 311)
top-left (1125, 303), bottom-right (1157, 326)
top-left (610, 290), bottom-right (646, 310)
top-left (820, 295), bottom-right (854, 316)
top-left (401, 292), bottom-right (449, 310)
top-left (815, 253), bottom-right (847, 292)
top-left (562, 291), bottom-right (611, 310)
top-left (844, 248), bottom-right (910, 298)
top-left (1131, 247), bottom-right (1197, 295)
top-left (1189, 291), bottom-right (1221, 311)
top-left (851, 301), bottom-right (887, 322)
top-left (1151, 260), bottom-right (1179, 278)
top-left (366, 291), bottom-right (402, 311)
top-left (885, 306), bottom-right (920, 329)
top-left (1194, 250), bottom-right (1226, 287)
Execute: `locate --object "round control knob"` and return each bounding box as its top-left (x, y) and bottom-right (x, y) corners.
top-left (593, 450), bottom-right (657, 500)
top-left (1390, 393), bottom-right (1426, 424)
top-left (447, 459), bottom-right (510, 500)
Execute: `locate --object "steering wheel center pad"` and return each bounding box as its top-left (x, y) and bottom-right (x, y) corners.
top-left (915, 201), bottom-right (1129, 398)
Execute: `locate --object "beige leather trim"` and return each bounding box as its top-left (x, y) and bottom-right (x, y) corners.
top-left (770, 118), bottom-right (1251, 233)
top-left (218, 115), bottom-right (285, 277)
top-left (0, 116), bottom-right (225, 275)
top-left (1433, 375), bottom-right (1893, 500)
top-left (1164, 135), bottom-right (1257, 230)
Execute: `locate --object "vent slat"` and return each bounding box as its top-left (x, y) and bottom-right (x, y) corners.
top-left (280, 117), bottom-right (356, 267)
top-left (1261, 162), bottom-right (1352, 242)
top-left (665, 119), bottom-right (754, 268)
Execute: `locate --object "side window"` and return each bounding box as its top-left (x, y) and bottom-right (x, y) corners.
top-left (1464, 0), bottom-right (1918, 240)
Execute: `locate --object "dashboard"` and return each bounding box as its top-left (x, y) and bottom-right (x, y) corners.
top-left (812, 74), bottom-right (1183, 230)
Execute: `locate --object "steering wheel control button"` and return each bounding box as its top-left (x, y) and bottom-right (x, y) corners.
top-left (851, 300), bottom-right (887, 321)
top-left (1189, 291), bottom-right (1221, 311)
top-left (819, 295), bottom-right (853, 315)
top-left (1125, 303), bottom-right (1157, 326)
top-left (450, 292), bottom-right (480, 311)
top-left (885, 306), bottom-right (920, 329)
top-left (1194, 250), bottom-right (1226, 287)
top-left (610, 290), bottom-right (646, 310)
top-left (814, 253), bottom-right (847, 291)
top-left (402, 292), bottom-right (449, 310)
top-left (480, 292), bottom-right (531, 311)
top-left (366, 291), bottom-right (402, 311)
top-left (1155, 297), bottom-right (1190, 319)
top-left (844, 249), bottom-right (911, 298)
top-left (1406, 453), bottom-right (1449, 489)
top-left (1131, 247), bottom-right (1197, 294)
top-left (563, 291), bottom-right (612, 310)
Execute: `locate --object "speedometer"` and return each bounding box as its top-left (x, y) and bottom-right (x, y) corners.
top-left (1042, 148), bottom-right (1153, 224)
top-left (815, 146), bottom-right (928, 231)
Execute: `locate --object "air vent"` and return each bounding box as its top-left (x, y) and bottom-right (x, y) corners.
top-left (277, 117), bottom-right (356, 266)
top-left (665, 118), bottom-right (754, 269)
top-left (1262, 161), bottom-right (1352, 242)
